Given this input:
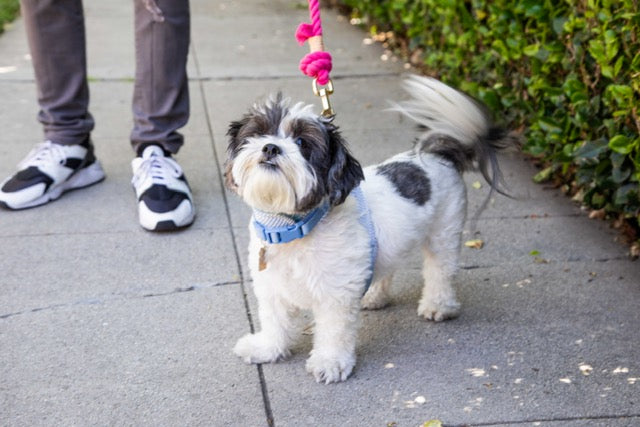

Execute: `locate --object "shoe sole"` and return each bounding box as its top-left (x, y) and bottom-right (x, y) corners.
top-left (138, 198), bottom-right (195, 231)
top-left (0, 161), bottom-right (106, 210)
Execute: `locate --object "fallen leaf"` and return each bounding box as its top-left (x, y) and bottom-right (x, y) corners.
top-left (533, 166), bottom-right (553, 183)
top-left (579, 363), bottom-right (593, 376)
top-left (423, 421), bottom-right (443, 427)
top-left (631, 243), bottom-right (640, 258)
top-left (472, 181), bottom-right (482, 189)
top-left (515, 279), bottom-right (532, 287)
top-left (467, 368), bottom-right (486, 377)
top-left (465, 239), bottom-right (484, 249)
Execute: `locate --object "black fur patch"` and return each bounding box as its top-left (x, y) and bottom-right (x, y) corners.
top-left (376, 161), bottom-right (431, 205)
top-left (288, 118), bottom-right (328, 162)
top-left (419, 134), bottom-right (475, 173)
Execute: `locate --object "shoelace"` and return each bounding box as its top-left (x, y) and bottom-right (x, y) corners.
top-left (132, 153), bottom-right (183, 189)
top-left (18, 141), bottom-right (67, 170)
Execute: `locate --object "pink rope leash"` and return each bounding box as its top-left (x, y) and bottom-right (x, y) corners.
top-left (296, 0), bottom-right (332, 86)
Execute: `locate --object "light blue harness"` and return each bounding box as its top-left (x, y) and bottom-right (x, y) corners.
top-left (252, 184), bottom-right (378, 293)
top-left (350, 185), bottom-right (378, 292)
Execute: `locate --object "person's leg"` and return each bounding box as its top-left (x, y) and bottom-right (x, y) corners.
top-left (22, 0), bottom-right (95, 145)
top-left (0, 0), bottom-right (104, 210)
top-left (131, 0), bottom-right (190, 155)
top-left (130, 0), bottom-right (194, 231)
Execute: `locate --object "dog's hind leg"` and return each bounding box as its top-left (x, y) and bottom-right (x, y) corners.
top-left (361, 275), bottom-right (393, 310)
top-left (417, 235), bottom-right (461, 321)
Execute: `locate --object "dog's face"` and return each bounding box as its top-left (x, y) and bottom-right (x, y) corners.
top-left (225, 95), bottom-right (363, 214)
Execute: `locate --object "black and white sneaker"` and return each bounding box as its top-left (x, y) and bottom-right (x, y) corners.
top-left (131, 145), bottom-right (195, 231)
top-left (0, 139), bottom-right (105, 210)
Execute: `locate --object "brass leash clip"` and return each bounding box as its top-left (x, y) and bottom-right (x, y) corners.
top-left (312, 78), bottom-right (335, 119)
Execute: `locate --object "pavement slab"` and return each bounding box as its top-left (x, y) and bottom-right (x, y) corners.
top-left (247, 261), bottom-right (639, 426)
top-left (1, 285), bottom-right (266, 426)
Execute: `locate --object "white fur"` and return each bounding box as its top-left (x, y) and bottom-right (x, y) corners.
top-left (391, 75), bottom-right (489, 145)
top-left (229, 76), bottom-right (498, 383)
top-left (230, 135), bottom-right (316, 213)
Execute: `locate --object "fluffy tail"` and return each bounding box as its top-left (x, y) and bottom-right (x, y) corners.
top-left (391, 75), bottom-right (520, 196)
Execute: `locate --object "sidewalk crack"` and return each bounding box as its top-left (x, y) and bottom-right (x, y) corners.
top-left (0, 281), bottom-right (240, 320)
top-left (190, 41), bottom-right (275, 427)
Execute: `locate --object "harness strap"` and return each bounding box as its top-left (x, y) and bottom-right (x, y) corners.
top-left (352, 185), bottom-right (378, 294)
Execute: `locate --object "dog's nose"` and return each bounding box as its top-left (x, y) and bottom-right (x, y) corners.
top-left (262, 143), bottom-right (281, 160)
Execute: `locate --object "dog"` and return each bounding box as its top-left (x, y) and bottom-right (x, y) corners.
top-left (224, 76), bottom-right (517, 383)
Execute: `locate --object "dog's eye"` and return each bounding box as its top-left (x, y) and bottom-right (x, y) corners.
top-left (294, 137), bottom-right (304, 147)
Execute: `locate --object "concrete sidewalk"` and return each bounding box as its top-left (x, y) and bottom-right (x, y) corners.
top-left (1, 1), bottom-right (638, 426)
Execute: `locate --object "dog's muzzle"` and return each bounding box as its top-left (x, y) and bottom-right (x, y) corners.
top-left (260, 143), bottom-right (281, 167)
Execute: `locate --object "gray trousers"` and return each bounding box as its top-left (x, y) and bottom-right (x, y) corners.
top-left (20, 0), bottom-right (190, 154)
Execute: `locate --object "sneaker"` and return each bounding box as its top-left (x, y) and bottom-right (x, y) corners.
top-left (131, 145), bottom-right (195, 231)
top-left (0, 139), bottom-right (105, 210)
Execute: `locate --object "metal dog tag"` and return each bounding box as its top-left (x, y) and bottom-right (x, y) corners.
top-left (258, 246), bottom-right (267, 271)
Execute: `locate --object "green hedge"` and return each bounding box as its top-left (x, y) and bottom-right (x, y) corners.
top-left (0, 0), bottom-right (20, 34)
top-left (338, 0), bottom-right (640, 243)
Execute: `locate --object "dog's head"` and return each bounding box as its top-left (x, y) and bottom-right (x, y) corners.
top-left (225, 94), bottom-right (363, 214)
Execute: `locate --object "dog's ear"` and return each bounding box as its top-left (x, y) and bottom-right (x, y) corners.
top-left (227, 117), bottom-right (249, 152)
top-left (325, 122), bottom-right (364, 206)
top-left (223, 159), bottom-right (238, 193)
top-left (224, 117), bottom-right (250, 192)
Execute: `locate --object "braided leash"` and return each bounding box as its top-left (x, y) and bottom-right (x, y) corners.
top-left (296, 0), bottom-right (335, 118)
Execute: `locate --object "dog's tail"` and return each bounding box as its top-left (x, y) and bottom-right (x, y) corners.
top-left (391, 75), bottom-right (520, 196)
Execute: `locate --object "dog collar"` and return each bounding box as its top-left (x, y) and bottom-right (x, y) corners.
top-left (252, 200), bottom-right (330, 244)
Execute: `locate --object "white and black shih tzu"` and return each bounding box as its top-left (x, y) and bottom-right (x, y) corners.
top-left (224, 75), bottom-right (518, 384)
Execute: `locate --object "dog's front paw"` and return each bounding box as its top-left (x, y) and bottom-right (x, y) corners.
top-left (305, 351), bottom-right (355, 384)
top-left (233, 333), bottom-right (289, 364)
top-left (417, 298), bottom-right (461, 322)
